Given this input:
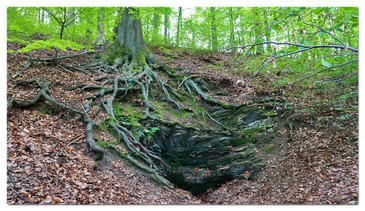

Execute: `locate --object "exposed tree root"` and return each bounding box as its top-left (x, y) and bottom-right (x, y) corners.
top-left (12, 78), bottom-right (38, 88)
top-left (23, 50), bottom-right (103, 70)
top-left (80, 63), bottom-right (183, 186)
top-left (183, 77), bottom-right (232, 108)
top-left (7, 79), bottom-right (105, 160)
top-left (84, 118), bottom-right (104, 153)
top-left (10, 58), bottom-right (265, 189)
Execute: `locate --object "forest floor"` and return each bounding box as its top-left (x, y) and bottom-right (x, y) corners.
top-left (6, 42), bottom-right (358, 204)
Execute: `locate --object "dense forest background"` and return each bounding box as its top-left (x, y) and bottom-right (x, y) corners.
top-left (6, 6), bottom-right (359, 85)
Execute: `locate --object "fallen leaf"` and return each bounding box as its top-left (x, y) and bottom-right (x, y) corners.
top-left (44, 195), bottom-right (52, 203)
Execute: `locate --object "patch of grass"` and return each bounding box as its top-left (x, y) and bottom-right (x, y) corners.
top-left (265, 145), bottom-right (275, 153)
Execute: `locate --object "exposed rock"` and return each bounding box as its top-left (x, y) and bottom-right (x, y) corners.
top-left (139, 98), bottom-right (286, 195)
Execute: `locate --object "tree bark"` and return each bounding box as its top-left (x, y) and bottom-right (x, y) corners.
top-left (177, 7), bottom-right (182, 46)
top-left (94, 7), bottom-right (106, 44)
top-left (103, 7), bottom-right (157, 68)
top-left (210, 7), bottom-right (217, 51)
top-left (164, 10), bottom-right (169, 43)
top-left (264, 8), bottom-right (272, 53)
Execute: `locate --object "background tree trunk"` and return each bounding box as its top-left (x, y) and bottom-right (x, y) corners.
top-left (264, 8), bottom-right (272, 53)
top-left (164, 13), bottom-right (168, 41)
top-left (210, 7), bottom-right (217, 51)
top-left (94, 7), bottom-right (106, 45)
top-left (177, 7), bottom-right (182, 46)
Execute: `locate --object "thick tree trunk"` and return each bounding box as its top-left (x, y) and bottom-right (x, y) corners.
top-left (103, 7), bottom-right (157, 68)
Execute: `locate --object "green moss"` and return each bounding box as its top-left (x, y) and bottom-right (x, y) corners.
top-left (133, 50), bottom-right (147, 66)
top-left (97, 140), bottom-right (117, 149)
top-left (90, 54), bottom-right (101, 59)
top-left (108, 145), bottom-right (126, 158)
top-left (175, 73), bottom-right (188, 82)
top-left (232, 125), bottom-right (267, 147)
top-left (208, 156), bottom-right (232, 167)
top-left (136, 47), bottom-right (156, 66)
top-left (259, 110), bottom-right (276, 117)
top-left (262, 135), bottom-right (275, 144)
top-left (152, 101), bottom-right (164, 107)
top-left (232, 137), bottom-right (251, 146)
top-left (103, 42), bottom-right (131, 64)
top-left (240, 128), bottom-right (259, 136)
top-left (156, 65), bottom-right (178, 76)
top-left (250, 157), bottom-right (263, 164)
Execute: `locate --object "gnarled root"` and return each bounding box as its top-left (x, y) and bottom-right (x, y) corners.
top-left (93, 65), bottom-right (178, 186)
top-left (8, 79), bottom-right (102, 158)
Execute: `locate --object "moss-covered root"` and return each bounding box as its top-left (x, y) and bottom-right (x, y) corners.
top-left (144, 65), bottom-right (181, 111)
top-left (108, 145), bottom-right (171, 188)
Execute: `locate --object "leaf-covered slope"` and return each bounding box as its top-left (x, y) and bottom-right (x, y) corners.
top-left (7, 41), bottom-right (358, 204)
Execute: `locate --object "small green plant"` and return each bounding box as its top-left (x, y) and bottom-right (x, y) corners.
top-left (335, 115), bottom-right (352, 120)
top-left (144, 127), bottom-right (160, 141)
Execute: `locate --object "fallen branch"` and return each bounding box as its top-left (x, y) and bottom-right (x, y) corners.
top-left (332, 72), bottom-right (358, 83)
top-left (225, 41), bottom-right (358, 53)
top-left (237, 59), bottom-right (271, 99)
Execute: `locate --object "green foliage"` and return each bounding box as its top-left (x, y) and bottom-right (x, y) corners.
top-left (8, 38), bottom-right (86, 53)
top-left (8, 7), bottom-right (358, 54)
top-left (144, 127), bottom-right (159, 141)
top-left (7, 7), bottom-right (119, 54)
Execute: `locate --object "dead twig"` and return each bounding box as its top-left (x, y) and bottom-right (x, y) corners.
top-left (11, 187), bottom-right (34, 204)
top-left (67, 131), bottom-right (87, 146)
top-left (163, 186), bottom-right (181, 196)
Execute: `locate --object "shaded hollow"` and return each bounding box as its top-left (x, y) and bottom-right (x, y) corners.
top-left (109, 65), bottom-right (290, 195)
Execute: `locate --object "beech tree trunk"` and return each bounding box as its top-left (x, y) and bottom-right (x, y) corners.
top-left (103, 7), bottom-right (156, 68)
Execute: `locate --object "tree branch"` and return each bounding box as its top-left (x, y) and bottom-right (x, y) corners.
top-left (297, 14), bottom-right (347, 47)
top-left (280, 59), bottom-right (358, 94)
top-left (225, 41), bottom-right (358, 53)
